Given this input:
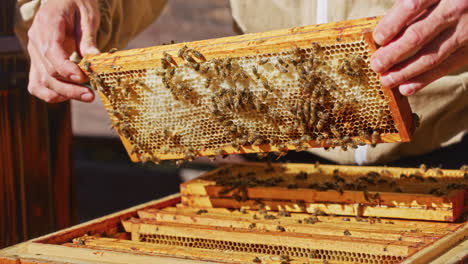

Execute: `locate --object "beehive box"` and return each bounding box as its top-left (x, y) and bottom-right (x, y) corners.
top-left (181, 163), bottom-right (468, 222)
top-left (1, 194), bottom-right (466, 264)
top-left (79, 16), bottom-right (415, 163)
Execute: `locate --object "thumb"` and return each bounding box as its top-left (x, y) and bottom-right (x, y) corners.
top-left (75, 3), bottom-right (100, 56)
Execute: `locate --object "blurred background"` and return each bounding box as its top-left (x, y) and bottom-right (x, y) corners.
top-left (1, 0), bottom-right (467, 250)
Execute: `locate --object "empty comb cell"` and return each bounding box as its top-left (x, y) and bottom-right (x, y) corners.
top-left (79, 16), bottom-right (415, 162)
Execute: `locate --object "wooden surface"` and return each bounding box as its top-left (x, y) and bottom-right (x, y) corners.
top-left (0, 38), bottom-right (74, 248)
top-left (181, 162), bottom-right (467, 222)
top-left (78, 16), bottom-right (414, 162)
top-left (0, 193), bottom-right (466, 264)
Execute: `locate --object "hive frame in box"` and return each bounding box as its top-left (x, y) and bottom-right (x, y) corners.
top-left (79, 16), bottom-right (414, 162)
top-left (181, 163), bottom-right (467, 222)
top-left (0, 194), bottom-right (466, 264)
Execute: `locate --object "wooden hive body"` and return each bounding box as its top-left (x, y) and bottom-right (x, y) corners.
top-left (79, 16), bottom-right (415, 162)
top-left (0, 172), bottom-right (466, 264)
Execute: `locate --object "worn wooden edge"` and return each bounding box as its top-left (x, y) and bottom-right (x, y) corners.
top-left (430, 239), bottom-right (468, 264)
top-left (79, 16), bottom-right (381, 73)
top-left (33, 194), bottom-right (181, 245)
top-left (131, 211), bottom-right (440, 243)
top-left (182, 162), bottom-right (468, 183)
top-left (401, 224), bottom-right (468, 264)
top-left (122, 219), bottom-right (413, 256)
top-left (70, 237), bottom-right (353, 264)
top-left (188, 185), bottom-right (462, 208)
top-left (142, 206), bottom-right (464, 231)
top-left (181, 196), bottom-right (456, 222)
top-left (362, 31), bottom-right (414, 141)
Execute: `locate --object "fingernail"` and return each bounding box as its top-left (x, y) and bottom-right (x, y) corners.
top-left (380, 74), bottom-right (395, 88)
top-left (81, 92), bottom-right (94, 101)
top-left (399, 83), bottom-right (416, 96)
top-left (371, 58), bottom-right (384, 73)
top-left (374, 32), bottom-right (385, 44)
top-left (71, 74), bottom-right (82, 82)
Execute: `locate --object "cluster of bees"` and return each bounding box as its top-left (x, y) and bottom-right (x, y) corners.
top-left (84, 41), bottom-right (412, 165)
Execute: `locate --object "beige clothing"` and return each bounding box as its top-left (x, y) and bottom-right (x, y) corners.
top-left (15, 0), bottom-right (166, 52)
top-left (15, 0), bottom-right (468, 165)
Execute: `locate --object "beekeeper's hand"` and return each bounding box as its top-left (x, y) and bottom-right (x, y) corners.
top-left (371, 0), bottom-right (468, 96)
top-left (27, 0), bottom-right (100, 103)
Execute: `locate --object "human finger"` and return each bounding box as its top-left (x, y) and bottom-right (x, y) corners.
top-left (75, 1), bottom-right (101, 56)
top-left (373, 0), bottom-right (440, 45)
top-left (397, 46), bottom-right (468, 95)
top-left (379, 26), bottom-right (460, 88)
top-left (48, 76), bottom-right (95, 102)
top-left (42, 16), bottom-right (88, 83)
top-left (371, 3), bottom-right (456, 73)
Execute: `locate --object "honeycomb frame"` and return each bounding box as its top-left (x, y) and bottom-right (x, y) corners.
top-left (181, 162), bottom-right (468, 222)
top-left (79, 16), bottom-right (414, 162)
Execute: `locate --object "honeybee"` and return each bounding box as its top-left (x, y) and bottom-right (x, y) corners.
top-left (151, 156), bottom-right (161, 164)
top-left (330, 125), bottom-right (341, 138)
top-left (412, 113), bottom-right (421, 128)
top-left (252, 257), bottom-right (261, 263)
top-left (216, 149), bottom-right (228, 157)
top-left (261, 78), bottom-right (271, 91)
top-left (370, 131), bottom-right (380, 147)
top-left (224, 58), bottom-right (233, 71)
top-left (316, 112), bottom-right (329, 131)
top-left (191, 62), bottom-right (200, 71)
top-left (429, 188), bottom-right (445, 196)
top-left (263, 214), bottom-right (277, 220)
top-left (460, 165), bottom-right (468, 172)
top-left (183, 53), bottom-right (196, 63)
top-left (90, 75), bottom-right (104, 91)
top-left (184, 148), bottom-right (197, 161)
top-left (276, 225), bottom-right (286, 232)
top-left (163, 52), bottom-right (177, 66)
top-left (178, 45), bottom-right (188, 58)
top-left (251, 66), bottom-right (261, 79)
top-left (419, 163), bottom-right (428, 172)
top-left (311, 42), bottom-right (322, 54)
top-left (191, 49), bottom-right (206, 61)
top-left (200, 65), bottom-right (210, 74)
top-left (129, 144), bottom-right (140, 155)
top-left (196, 209), bottom-right (208, 215)
top-left (276, 64), bottom-right (289, 73)
top-left (258, 58), bottom-right (269, 65)
top-left (161, 58), bottom-right (169, 69)
top-left (205, 77), bottom-right (212, 89)
top-left (83, 61), bottom-right (92, 72)
top-left (434, 168), bottom-right (444, 176)
top-left (140, 153), bottom-right (152, 164)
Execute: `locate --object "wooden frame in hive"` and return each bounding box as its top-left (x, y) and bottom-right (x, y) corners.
top-left (79, 16), bottom-right (415, 162)
top-left (181, 163), bottom-right (467, 222)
